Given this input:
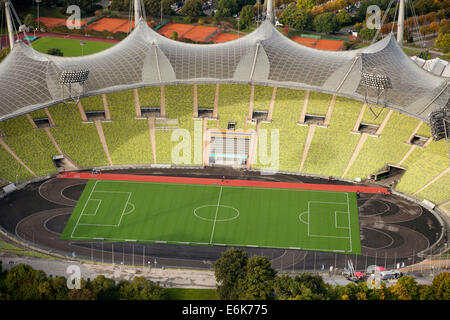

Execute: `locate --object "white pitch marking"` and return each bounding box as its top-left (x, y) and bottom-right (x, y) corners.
top-left (71, 180), bottom-right (99, 238)
top-left (209, 186), bottom-right (223, 244)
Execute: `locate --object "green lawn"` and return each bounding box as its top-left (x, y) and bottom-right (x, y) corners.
top-left (31, 37), bottom-right (115, 57)
top-left (62, 179), bottom-right (361, 254)
top-left (165, 288), bottom-right (218, 300)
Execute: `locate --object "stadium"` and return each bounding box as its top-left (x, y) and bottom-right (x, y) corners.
top-left (0, 0), bottom-right (448, 285)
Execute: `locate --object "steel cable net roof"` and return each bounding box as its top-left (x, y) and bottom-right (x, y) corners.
top-left (0, 20), bottom-right (448, 122)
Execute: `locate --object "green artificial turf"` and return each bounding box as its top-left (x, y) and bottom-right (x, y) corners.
top-left (62, 179), bottom-right (361, 254)
top-left (31, 37), bottom-right (115, 57)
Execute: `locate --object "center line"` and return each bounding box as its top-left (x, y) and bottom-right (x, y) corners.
top-left (209, 186), bottom-right (223, 244)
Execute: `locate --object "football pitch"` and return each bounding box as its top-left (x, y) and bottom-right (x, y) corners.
top-left (31, 37), bottom-right (115, 56)
top-left (61, 179), bottom-right (361, 254)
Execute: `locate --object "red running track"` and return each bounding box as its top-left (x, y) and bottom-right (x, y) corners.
top-left (58, 172), bottom-right (390, 194)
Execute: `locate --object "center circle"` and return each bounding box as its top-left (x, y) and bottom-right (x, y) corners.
top-left (194, 205), bottom-right (240, 222)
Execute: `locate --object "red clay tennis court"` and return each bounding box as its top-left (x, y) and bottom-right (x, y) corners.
top-left (290, 36), bottom-right (317, 48)
top-left (211, 32), bottom-right (240, 43)
top-left (87, 18), bottom-right (131, 33)
top-left (314, 39), bottom-right (344, 51)
top-left (183, 25), bottom-right (218, 42)
top-left (290, 36), bottom-right (344, 51)
top-left (158, 23), bottom-right (194, 38)
top-left (158, 23), bottom-right (220, 42)
top-left (38, 17), bottom-right (87, 28)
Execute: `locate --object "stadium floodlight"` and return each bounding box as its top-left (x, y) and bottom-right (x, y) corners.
top-left (59, 69), bottom-right (90, 84)
top-left (360, 70), bottom-right (392, 120)
top-left (360, 71), bottom-right (392, 90)
top-left (429, 105), bottom-right (450, 161)
top-left (429, 106), bottom-right (450, 141)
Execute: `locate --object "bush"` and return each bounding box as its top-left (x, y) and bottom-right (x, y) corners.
top-left (47, 48), bottom-right (64, 56)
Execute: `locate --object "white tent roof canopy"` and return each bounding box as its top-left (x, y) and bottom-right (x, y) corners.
top-left (0, 20), bottom-right (448, 123)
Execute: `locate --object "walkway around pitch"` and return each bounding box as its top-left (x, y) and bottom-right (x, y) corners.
top-left (58, 172), bottom-right (390, 194)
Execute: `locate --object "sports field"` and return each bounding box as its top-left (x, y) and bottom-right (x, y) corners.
top-left (31, 37), bottom-right (115, 56)
top-left (61, 177), bottom-right (362, 254)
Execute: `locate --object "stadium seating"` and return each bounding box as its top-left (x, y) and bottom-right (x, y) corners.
top-left (138, 87), bottom-right (160, 109)
top-left (302, 97), bottom-right (362, 177)
top-left (102, 90), bottom-right (154, 165)
top-left (0, 145), bottom-right (32, 183)
top-left (48, 103), bottom-right (109, 168)
top-left (0, 115), bottom-right (57, 178)
top-left (344, 111), bottom-right (420, 180)
top-left (305, 91), bottom-right (333, 116)
top-left (0, 85), bottom-right (448, 207)
top-left (197, 84), bottom-right (216, 110)
top-left (253, 86), bottom-right (275, 111)
top-left (395, 138), bottom-right (449, 201)
top-left (216, 84), bottom-right (252, 130)
top-left (80, 95), bottom-right (104, 112)
top-left (253, 88), bottom-right (307, 172)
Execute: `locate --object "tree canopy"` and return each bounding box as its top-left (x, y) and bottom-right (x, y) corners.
top-left (214, 248), bottom-right (248, 299)
top-left (180, 0), bottom-right (204, 17)
top-left (279, 3), bottom-right (312, 31)
top-left (296, 0), bottom-right (315, 11)
top-left (239, 5), bottom-right (255, 29)
top-left (313, 12), bottom-right (341, 33)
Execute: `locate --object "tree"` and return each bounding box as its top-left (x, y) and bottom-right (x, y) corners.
top-left (273, 275), bottom-right (316, 300)
top-left (336, 9), bottom-right (351, 26)
top-left (279, 3), bottom-right (311, 31)
top-left (24, 14), bottom-right (36, 28)
top-left (214, 248), bottom-right (248, 300)
top-left (296, 0), bottom-right (315, 11)
top-left (3, 264), bottom-right (47, 299)
top-left (358, 25), bottom-right (377, 40)
top-left (237, 256), bottom-right (276, 300)
top-left (68, 288), bottom-right (95, 300)
top-left (217, 0), bottom-right (239, 17)
top-left (180, 0), bottom-right (203, 17)
top-left (313, 12), bottom-right (340, 33)
top-left (295, 273), bottom-right (327, 297)
top-left (419, 49), bottom-right (432, 60)
top-left (111, 0), bottom-right (131, 11)
top-left (0, 48), bottom-right (10, 63)
top-left (239, 5), bottom-right (255, 29)
top-left (51, 276), bottom-right (70, 300)
top-left (389, 276), bottom-right (420, 300)
top-left (118, 276), bottom-right (167, 300)
top-left (237, 0), bottom-right (256, 12)
top-left (439, 19), bottom-right (449, 34)
top-left (90, 275), bottom-right (120, 300)
top-left (435, 32), bottom-right (450, 52)
top-left (414, 0), bottom-right (438, 15)
top-left (47, 48), bottom-right (64, 56)
top-left (430, 272), bottom-right (450, 300)
top-left (143, 0), bottom-right (174, 17)
top-left (419, 284), bottom-right (435, 300)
